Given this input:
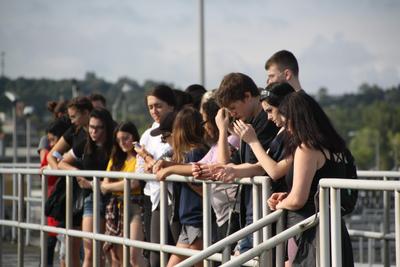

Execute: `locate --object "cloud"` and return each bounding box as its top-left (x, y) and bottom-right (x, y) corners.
top-left (300, 34), bottom-right (399, 94)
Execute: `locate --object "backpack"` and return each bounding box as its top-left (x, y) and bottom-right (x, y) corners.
top-left (340, 149), bottom-right (358, 215)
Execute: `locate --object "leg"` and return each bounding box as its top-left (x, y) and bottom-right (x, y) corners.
top-left (150, 207), bottom-right (160, 267)
top-left (82, 215), bottom-right (94, 267)
top-left (130, 214), bottom-right (147, 267)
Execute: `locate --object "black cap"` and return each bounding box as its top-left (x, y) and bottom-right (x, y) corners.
top-left (150, 112), bottom-right (177, 136)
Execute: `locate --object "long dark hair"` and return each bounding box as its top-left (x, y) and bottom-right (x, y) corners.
top-left (85, 108), bottom-right (115, 157)
top-left (110, 122), bottom-right (140, 171)
top-left (263, 82), bottom-right (295, 107)
top-left (172, 106), bottom-right (206, 163)
top-left (279, 92), bottom-right (346, 157)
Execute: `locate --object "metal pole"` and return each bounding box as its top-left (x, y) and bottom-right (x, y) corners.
top-left (12, 106), bottom-right (17, 241)
top-left (252, 183), bottom-right (261, 246)
top-left (160, 181), bottom-right (168, 266)
top-left (261, 178), bottom-right (272, 266)
top-left (40, 173), bottom-right (48, 267)
top-left (0, 174), bottom-right (3, 266)
top-left (17, 173), bottom-right (24, 267)
top-left (198, 0), bottom-right (205, 86)
top-left (330, 187), bottom-right (342, 267)
top-left (203, 182), bottom-right (211, 267)
top-left (123, 177), bottom-right (130, 267)
top-left (25, 116), bottom-right (31, 245)
top-left (275, 210), bottom-right (285, 267)
top-left (395, 190), bottom-right (400, 267)
top-left (382, 176), bottom-right (390, 267)
top-left (65, 175), bottom-right (73, 267)
top-left (319, 187), bottom-right (330, 267)
top-left (93, 176), bottom-right (101, 267)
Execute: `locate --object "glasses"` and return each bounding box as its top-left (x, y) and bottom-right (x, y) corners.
top-left (161, 132), bottom-right (171, 143)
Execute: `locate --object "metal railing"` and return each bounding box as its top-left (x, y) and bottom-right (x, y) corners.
top-left (0, 167), bottom-right (265, 267)
top-left (1, 166), bottom-right (399, 266)
top-left (319, 174), bottom-right (400, 267)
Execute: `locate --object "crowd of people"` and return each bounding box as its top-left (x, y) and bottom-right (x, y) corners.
top-left (40, 50), bottom-right (355, 267)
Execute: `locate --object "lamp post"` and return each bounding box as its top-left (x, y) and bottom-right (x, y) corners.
top-left (198, 0), bottom-right (205, 86)
top-left (23, 106), bottom-right (34, 245)
top-left (4, 91), bottom-right (18, 242)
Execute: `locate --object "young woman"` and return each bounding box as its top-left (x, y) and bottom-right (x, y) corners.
top-left (46, 96), bottom-right (92, 266)
top-left (100, 122), bottom-right (147, 267)
top-left (153, 107), bottom-right (209, 267)
top-left (58, 108), bottom-right (115, 267)
top-left (41, 118), bottom-right (70, 267)
top-left (134, 85), bottom-right (177, 267)
top-left (267, 92), bottom-right (354, 266)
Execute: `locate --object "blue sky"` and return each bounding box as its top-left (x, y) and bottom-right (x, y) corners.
top-left (0, 0), bottom-right (399, 94)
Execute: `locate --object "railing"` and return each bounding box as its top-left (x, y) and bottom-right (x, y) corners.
top-left (1, 166), bottom-right (399, 266)
top-left (319, 173), bottom-right (400, 267)
top-left (0, 167), bottom-right (265, 267)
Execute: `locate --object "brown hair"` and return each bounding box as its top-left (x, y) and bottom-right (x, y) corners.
top-left (172, 106), bottom-right (206, 163)
top-left (265, 50), bottom-right (299, 77)
top-left (215, 72), bottom-right (259, 108)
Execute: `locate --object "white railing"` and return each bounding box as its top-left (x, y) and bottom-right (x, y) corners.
top-left (0, 167), bottom-right (265, 267)
top-left (1, 166), bottom-right (399, 266)
top-left (319, 173), bottom-right (400, 267)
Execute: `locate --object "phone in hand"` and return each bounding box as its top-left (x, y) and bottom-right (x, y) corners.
top-left (133, 142), bottom-right (142, 149)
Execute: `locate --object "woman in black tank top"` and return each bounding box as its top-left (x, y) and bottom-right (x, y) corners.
top-left (267, 92), bottom-right (354, 267)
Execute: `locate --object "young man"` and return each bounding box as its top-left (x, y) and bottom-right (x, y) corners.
top-left (265, 50), bottom-right (303, 91)
top-left (214, 72), bottom-right (278, 253)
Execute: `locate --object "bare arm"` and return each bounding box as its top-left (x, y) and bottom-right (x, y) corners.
top-left (216, 108), bottom-right (231, 164)
top-left (276, 146), bottom-right (322, 210)
top-left (47, 136), bottom-right (70, 169)
top-left (233, 120), bottom-right (292, 180)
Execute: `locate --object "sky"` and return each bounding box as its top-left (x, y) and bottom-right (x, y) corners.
top-left (0, 0), bottom-right (399, 95)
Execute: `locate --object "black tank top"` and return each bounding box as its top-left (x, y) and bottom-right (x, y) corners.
top-left (285, 149), bottom-right (346, 227)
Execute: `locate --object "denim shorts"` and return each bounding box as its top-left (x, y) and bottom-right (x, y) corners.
top-left (83, 193), bottom-right (106, 217)
top-left (177, 224), bottom-right (202, 245)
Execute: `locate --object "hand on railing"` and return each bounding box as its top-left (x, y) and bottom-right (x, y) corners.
top-left (76, 176), bottom-right (92, 189)
top-left (192, 163), bottom-right (217, 180)
top-left (267, 192), bottom-right (287, 211)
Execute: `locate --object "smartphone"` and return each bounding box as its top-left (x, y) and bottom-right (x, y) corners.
top-left (133, 142), bottom-right (142, 149)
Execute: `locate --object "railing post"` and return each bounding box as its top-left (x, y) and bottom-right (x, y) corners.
top-left (12, 172), bottom-right (17, 241)
top-left (382, 176), bottom-right (390, 267)
top-left (123, 177), bottom-right (131, 267)
top-left (159, 181), bottom-right (168, 267)
top-left (17, 173), bottom-right (24, 267)
top-left (395, 190), bottom-right (400, 267)
top-left (0, 173), bottom-right (3, 266)
top-left (252, 181), bottom-right (261, 247)
top-left (330, 187), bottom-right (342, 267)
top-left (65, 175), bottom-right (73, 267)
top-left (275, 209), bottom-right (285, 267)
top-left (92, 176), bottom-right (101, 267)
top-left (40, 173), bottom-right (48, 267)
top-left (319, 186), bottom-right (330, 267)
top-left (261, 177), bottom-right (272, 266)
top-left (25, 173), bottom-right (32, 245)
top-left (203, 182), bottom-right (211, 267)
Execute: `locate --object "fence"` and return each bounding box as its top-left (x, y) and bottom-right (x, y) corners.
top-left (1, 165), bottom-right (399, 266)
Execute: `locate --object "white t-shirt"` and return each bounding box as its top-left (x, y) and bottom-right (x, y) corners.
top-left (135, 122), bottom-right (173, 211)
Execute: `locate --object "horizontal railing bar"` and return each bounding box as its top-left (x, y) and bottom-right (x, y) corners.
top-left (320, 178), bottom-right (400, 191)
top-left (0, 168), bottom-right (266, 185)
top-left (177, 209), bottom-right (284, 267)
top-left (2, 195), bottom-right (41, 202)
top-left (357, 170), bottom-right (400, 178)
top-left (348, 229), bottom-right (395, 240)
top-left (220, 214), bottom-right (318, 267)
top-left (0, 219), bottom-right (256, 266)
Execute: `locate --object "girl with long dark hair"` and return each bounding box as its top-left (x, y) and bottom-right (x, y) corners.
top-left (101, 122), bottom-right (147, 267)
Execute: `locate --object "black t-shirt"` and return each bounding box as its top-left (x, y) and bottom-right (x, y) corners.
top-left (230, 109), bottom-right (279, 225)
top-left (267, 131), bottom-right (287, 192)
top-left (63, 126), bottom-right (87, 150)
